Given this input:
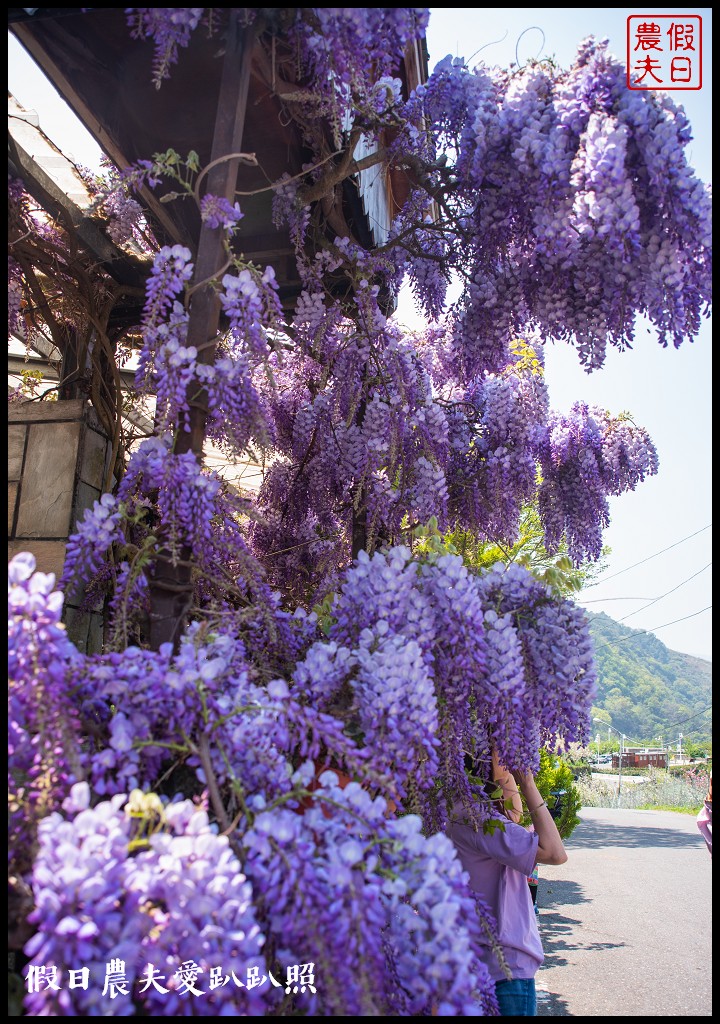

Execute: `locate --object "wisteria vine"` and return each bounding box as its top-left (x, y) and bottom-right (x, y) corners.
top-left (8, 5), bottom-right (711, 1018)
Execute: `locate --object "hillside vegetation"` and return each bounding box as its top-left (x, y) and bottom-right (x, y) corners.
top-left (587, 611), bottom-right (712, 745)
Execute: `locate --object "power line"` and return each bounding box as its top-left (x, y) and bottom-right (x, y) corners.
top-left (618, 562), bottom-right (712, 623)
top-left (583, 524), bottom-right (712, 589)
top-left (663, 705), bottom-right (712, 731)
top-left (582, 561), bottom-right (712, 611)
top-left (593, 707), bottom-right (712, 749)
top-left (591, 605), bottom-right (712, 652)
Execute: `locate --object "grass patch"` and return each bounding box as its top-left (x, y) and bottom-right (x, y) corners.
top-left (634, 804), bottom-right (700, 814)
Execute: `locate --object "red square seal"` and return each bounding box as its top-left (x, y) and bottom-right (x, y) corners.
top-left (627, 15), bottom-right (703, 89)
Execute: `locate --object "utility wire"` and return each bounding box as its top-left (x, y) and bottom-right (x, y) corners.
top-left (591, 605), bottom-right (712, 652)
top-left (583, 524), bottom-right (711, 589)
top-left (582, 561), bottom-right (712, 610)
top-left (618, 562), bottom-right (712, 623)
top-left (664, 705), bottom-right (712, 731)
top-left (593, 707), bottom-right (711, 750)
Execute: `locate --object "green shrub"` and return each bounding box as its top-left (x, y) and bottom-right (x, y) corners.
top-left (522, 749), bottom-right (582, 839)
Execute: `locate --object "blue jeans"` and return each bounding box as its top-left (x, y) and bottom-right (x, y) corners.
top-left (495, 977), bottom-right (537, 1016)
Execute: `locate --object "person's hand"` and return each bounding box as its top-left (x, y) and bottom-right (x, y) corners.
top-left (511, 768), bottom-right (535, 790)
top-left (490, 748), bottom-right (523, 823)
top-left (507, 767), bottom-right (568, 864)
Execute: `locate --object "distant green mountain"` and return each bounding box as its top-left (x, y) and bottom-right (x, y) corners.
top-left (585, 611), bottom-right (712, 746)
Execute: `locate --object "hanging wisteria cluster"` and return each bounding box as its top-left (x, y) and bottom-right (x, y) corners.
top-left (8, 555), bottom-right (82, 880)
top-left (12, 553), bottom-right (513, 1015)
top-left (8, 5), bottom-right (712, 1017)
top-left (394, 38), bottom-right (712, 378)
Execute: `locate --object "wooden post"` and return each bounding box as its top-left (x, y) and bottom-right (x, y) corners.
top-left (148, 12), bottom-right (258, 651)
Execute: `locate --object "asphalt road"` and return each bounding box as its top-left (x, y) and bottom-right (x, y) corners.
top-left (534, 807), bottom-right (712, 1017)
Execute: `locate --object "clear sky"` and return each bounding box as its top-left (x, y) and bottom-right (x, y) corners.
top-left (8, 9), bottom-right (713, 661)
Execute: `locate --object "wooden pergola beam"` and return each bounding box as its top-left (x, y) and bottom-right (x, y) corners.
top-left (8, 133), bottom-right (149, 293)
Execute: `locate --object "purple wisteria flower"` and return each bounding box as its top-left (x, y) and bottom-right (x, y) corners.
top-left (200, 194), bottom-right (244, 231)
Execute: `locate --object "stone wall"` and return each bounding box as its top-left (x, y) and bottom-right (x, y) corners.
top-left (8, 398), bottom-right (112, 653)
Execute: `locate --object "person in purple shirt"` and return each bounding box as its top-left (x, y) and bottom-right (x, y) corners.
top-left (447, 754), bottom-right (568, 1016)
top-left (696, 772), bottom-right (711, 856)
